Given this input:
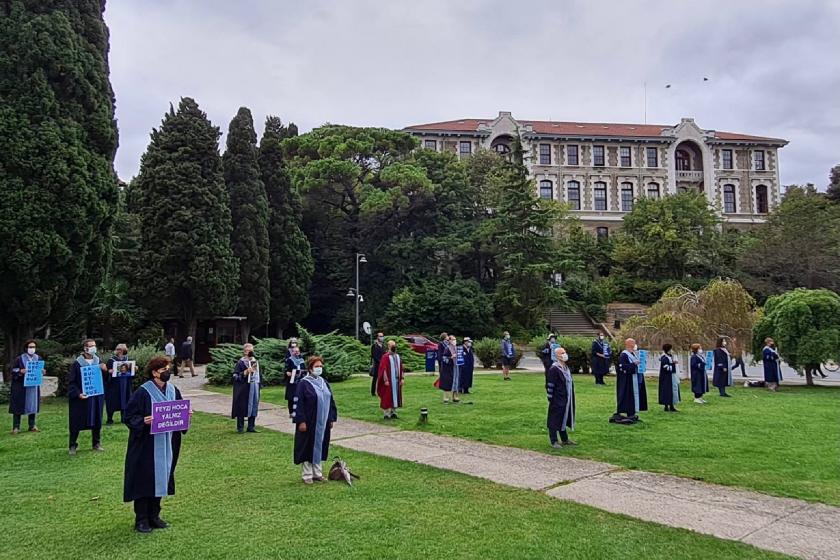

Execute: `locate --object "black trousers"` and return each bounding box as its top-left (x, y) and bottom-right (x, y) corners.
top-left (370, 375), bottom-right (377, 397)
top-left (549, 429), bottom-right (569, 444)
top-left (236, 416), bottom-right (256, 432)
top-left (287, 400), bottom-right (294, 414)
top-left (69, 426), bottom-right (101, 448)
top-left (13, 414), bottom-right (36, 429)
top-left (133, 497), bottom-right (162, 523)
top-left (594, 373), bottom-right (606, 385)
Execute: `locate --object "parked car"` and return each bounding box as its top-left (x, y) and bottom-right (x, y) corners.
top-left (402, 334), bottom-right (439, 355)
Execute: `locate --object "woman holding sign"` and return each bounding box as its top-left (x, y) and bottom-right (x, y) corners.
top-left (293, 356), bottom-right (338, 484)
top-left (124, 356), bottom-right (188, 533)
top-left (67, 339), bottom-right (105, 455)
top-left (9, 340), bottom-right (43, 434)
top-left (104, 343), bottom-right (134, 425)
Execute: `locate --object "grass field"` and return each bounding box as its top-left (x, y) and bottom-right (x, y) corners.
top-left (232, 371), bottom-right (840, 506)
top-left (0, 401), bottom-right (788, 560)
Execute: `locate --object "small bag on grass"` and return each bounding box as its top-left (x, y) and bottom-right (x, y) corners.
top-left (328, 457), bottom-right (360, 486)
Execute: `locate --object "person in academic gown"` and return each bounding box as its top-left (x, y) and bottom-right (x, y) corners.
top-left (712, 337), bottom-right (733, 397)
top-left (67, 339), bottom-right (105, 454)
top-left (612, 338), bottom-right (641, 423)
top-left (546, 347), bottom-right (576, 448)
top-left (104, 343), bottom-right (133, 424)
top-left (689, 343), bottom-right (708, 404)
top-left (436, 332), bottom-right (448, 373)
top-left (376, 340), bottom-right (404, 419)
top-left (9, 340), bottom-right (43, 434)
top-left (761, 337), bottom-right (783, 391)
top-left (460, 337), bottom-right (475, 394)
top-left (590, 332), bottom-right (611, 385)
top-left (231, 343), bottom-right (261, 433)
top-left (438, 337), bottom-right (460, 403)
top-left (657, 343), bottom-right (680, 412)
top-left (293, 356), bottom-right (338, 484)
top-left (284, 345), bottom-right (306, 415)
top-left (370, 333), bottom-right (385, 397)
top-left (123, 356), bottom-right (188, 533)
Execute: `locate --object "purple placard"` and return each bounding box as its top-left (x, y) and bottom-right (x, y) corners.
top-left (150, 399), bottom-right (191, 434)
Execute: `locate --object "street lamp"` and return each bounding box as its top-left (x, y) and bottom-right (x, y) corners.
top-left (348, 253), bottom-right (367, 339)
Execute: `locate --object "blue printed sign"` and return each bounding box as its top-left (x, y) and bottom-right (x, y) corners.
top-left (603, 344), bottom-right (611, 359)
top-left (24, 360), bottom-right (44, 387)
top-left (638, 350), bottom-right (648, 373)
top-left (425, 350), bottom-right (437, 373)
top-left (705, 350), bottom-right (714, 371)
top-left (81, 364), bottom-right (104, 397)
top-left (456, 346), bottom-right (465, 366)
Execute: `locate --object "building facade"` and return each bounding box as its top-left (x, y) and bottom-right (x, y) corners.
top-left (404, 112), bottom-right (787, 237)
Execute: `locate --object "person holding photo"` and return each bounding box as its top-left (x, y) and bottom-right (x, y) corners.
top-left (104, 343), bottom-right (133, 425)
top-left (231, 343), bottom-right (261, 433)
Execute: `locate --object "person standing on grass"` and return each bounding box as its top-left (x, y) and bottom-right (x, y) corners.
top-left (438, 335), bottom-right (460, 403)
top-left (293, 356), bottom-right (338, 485)
top-left (540, 334), bottom-right (558, 379)
top-left (376, 339), bottom-right (404, 419)
top-left (658, 344), bottom-right (680, 412)
top-left (590, 331), bottom-right (611, 385)
top-left (546, 346), bottom-right (577, 449)
top-left (761, 337), bottom-right (783, 391)
top-left (370, 332), bottom-right (385, 397)
top-left (460, 337), bottom-right (475, 394)
top-left (284, 344), bottom-right (306, 416)
top-left (689, 343), bottom-right (708, 404)
top-left (178, 336), bottom-right (195, 378)
top-left (104, 343), bottom-right (133, 425)
top-left (67, 339), bottom-right (105, 455)
top-left (231, 343), bottom-right (261, 433)
top-left (9, 340), bottom-right (43, 435)
top-left (123, 356), bottom-right (189, 533)
top-left (713, 337), bottom-right (733, 397)
top-left (612, 338), bottom-right (640, 424)
top-left (437, 332), bottom-right (448, 373)
top-left (501, 331), bottom-right (514, 381)
top-left (730, 336), bottom-right (748, 378)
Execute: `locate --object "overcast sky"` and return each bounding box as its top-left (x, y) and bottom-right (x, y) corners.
top-left (106, 0), bottom-right (840, 186)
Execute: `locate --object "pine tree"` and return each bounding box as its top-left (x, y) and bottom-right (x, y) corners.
top-left (0, 1), bottom-right (118, 366)
top-left (133, 98), bottom-right (239, 338)
top-left (223, 107), bottom-right (270, 337)
top-left (259, 116), bottom-right (313, 337)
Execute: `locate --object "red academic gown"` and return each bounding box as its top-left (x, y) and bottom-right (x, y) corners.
top-left (376, 353), bottom-right (404, 410)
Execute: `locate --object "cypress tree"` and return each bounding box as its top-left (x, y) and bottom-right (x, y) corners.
top-left (133, 98), bottom-right (239, 338)
top-left (223, 107), bottom-right (270, 338)
top-left (0, 0), bottom-right (118, 366)
top-left (259, 116), bottom-right (313, 337)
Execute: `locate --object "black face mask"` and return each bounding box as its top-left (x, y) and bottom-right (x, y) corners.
top-left (158, 369), bottom-right (171, 383)
top-left (247, 350), bottom-right (255, 358)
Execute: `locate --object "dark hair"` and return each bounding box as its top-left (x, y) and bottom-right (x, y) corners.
top-left (146, 356), bottom-right (172, 377)
top-left (83, 338), bottom-right (95, 347)
top-left (662, 343), bottom-right (673, 353)
top-left (24, 339), bottom-right (37, 348)
top-left (716, 337), bottom-right (726, 348)
top-left (306, 355), bottom-right (323, 371)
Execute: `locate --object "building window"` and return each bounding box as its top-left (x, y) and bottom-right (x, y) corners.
top-left (755, 184), bottom-right (769, 213)
top-left (539, 180), bottom-right (553, 200)
top-left (620, 146), bottom-right (631, 167)
top-left (722, 149), bottom-right (733, 170)
top-left (493, 143), bottom-right (510, 155)
top-left (754, 150), bottom-right (765, 171)
top-left (539, 144), bottom-right (551, 165)
top-left (647, 182), bottom-right (660, 199)
top-left (675, 149), bottom-right (690, 171)
top-left (620, 182), bottom-right (634, 212)
top-left (593, 181), bottom-right (607, 211)
top-left (646, 147), bottom-right (658, 168)
top-left (424, 139), bottom-right (437, 150)
top-left (596, 227), bottom-right (609, 241)
top-left (593, 145), bottom-right (605, 167)
top-left (459, 141), bottom-right (472, 156)
top-left (723, 184), bottom-right (737, 213)
top-left (566, 145), bottom-right (579, 166)
top-left (567, 181), bottom-right (581, 210)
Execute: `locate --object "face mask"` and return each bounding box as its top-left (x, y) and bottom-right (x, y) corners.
top-left (722, 342), bottom-right (727, 347)
top-left (504, 335), bottom-right (510, 340)
top-left (389, 347), bottom-right (396, 353)
top-left (312, 366), bottom-right (323, 377)
top-left (158, 369), bottom-right (171, 383)
top-left (27, 348), bottom-right (36, 355)
top-left (598, 335), bottom-right (604, 340)
top-left (560, 353), bottom-right (569, 362)
top-left (633, 344), bottom-right (638, 352)
top-left (247, 350), bottom-right (255, 358)
top-left (377, 337), bottom-right (384, 342)
top-left (87, 346), bottom-right (97, 356)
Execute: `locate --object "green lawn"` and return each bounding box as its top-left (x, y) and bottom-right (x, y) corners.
top-left (0, 402), bottom-right (790, 560)
top-left (235, 372), bottom-right (840, 506)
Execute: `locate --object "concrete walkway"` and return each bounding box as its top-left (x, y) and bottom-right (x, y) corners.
top-left (177, 378), bottom-right (839, 560)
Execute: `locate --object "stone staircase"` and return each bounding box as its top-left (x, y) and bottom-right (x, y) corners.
top-left (546, 309), bottom-right (602, 337)
top-left (606, 303), bottom-right (649, 331)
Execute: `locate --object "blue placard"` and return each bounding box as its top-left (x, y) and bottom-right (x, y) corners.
top-left (81, 364), bottom-right (104, 396)
top-left (425, 350), bottom-right (437, 373)
top-left (603, 343), bottom-right (611, 359)
top-left (24, 360), bottom-right (45, 387)
top-left (638, 350), bottom-right (648, 372)
top-left (705, 350), bottom-right (714, 371)
top-left (456, 346), bottom-right (465, 366)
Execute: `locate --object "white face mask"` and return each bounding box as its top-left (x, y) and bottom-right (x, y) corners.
top-left (598, 335), bottom-right (604, 340)
top-left (312, 366), bottom-right (323, 377)
top-left (633, 344), bottom-right (638, 352)
top-left (86, 346), bottom-right (97, 356)
top-left (27, 348), bottom-right (36, 355)
top-left (559, 353), bottom-right (569, 362)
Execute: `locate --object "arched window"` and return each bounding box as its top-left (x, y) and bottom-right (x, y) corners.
top-left (755, 184), bottom-right (769, 213)
top-left (620, 182), bottom-right (634, 212)
top-left (493, 143), bottom-right (510, 155)
top-left (567, 181), bottom-right (581, 210)
top-left (647, 182), bottom-right (660, 199)
top-left (676, 149), bottom-right (690, 171)
top-left (593, 181), bottom-right (607, 211)
top-left (539, 180), bottom-right (553, 200)
top-left (723, 184), bottom-right (737, 213)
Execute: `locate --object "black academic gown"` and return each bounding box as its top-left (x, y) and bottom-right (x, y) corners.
top-left (461, 348), bottom-right (475, 391)
top-left (231, 358), bottom-right (260, 418)
top-left (8, 355), bottom-right (41, 416)
top-left (546, 363), bottom-right (575, 431)
top-left (616, 351), bottom-right (638, 415)
top-left (123, 384), bottom-right (184, 502)
top-left (439, 345), bottom-right (456, 391)
top-left (292, 378), bottom-right (338, 465)
top-left (437, 340), bottom-right (446, 372)
top-left (658, 354), bottom-right (680, 406)
top-left (712, 348), bottom-right (731, 388)
top-left (105, 356), bottom-right (134, 417)
top-left (284, 357), bottom-right (306, 402)
top-left (370, 342), bottom-right (385, 377)
top-left (67, 359), bottom-right (104, 432)
top-left (591, 340), bottom-right (611, 377)
top-left (690, 354), bottom-right (708, 395)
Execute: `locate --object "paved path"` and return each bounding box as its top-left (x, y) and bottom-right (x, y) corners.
top-left (177, 376), bottom-right (839, 560)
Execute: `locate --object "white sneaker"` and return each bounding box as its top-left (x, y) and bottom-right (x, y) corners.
top-left (694, 398), bottom-right (703, 404)
top-left (701, 399), bottom-right (708, 404)
top-left (743, 381), bottom-right (750, 388)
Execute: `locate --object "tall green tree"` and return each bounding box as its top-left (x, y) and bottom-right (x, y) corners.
top-left (258, 116), bottom-right (312, 337)
top-left (224, 107), bottom-right (270, 338)
top-left (825, 164), bottom-right (840, 204)
top-left (133, 98), bottom-right (239, 339)
top-left (0, 1), bottom-right (118, 367)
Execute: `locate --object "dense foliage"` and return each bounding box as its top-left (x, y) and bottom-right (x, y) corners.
top-left (473, 337), bottom-right (524, 369)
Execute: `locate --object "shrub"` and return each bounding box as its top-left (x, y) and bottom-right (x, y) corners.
top-left (473, 337), bottom-right (523, 369)
top-left (528, 334), bottom-right (595, 374)
top-left (45, 355), bottom-right (73, 397)
top-left (0, 382), bottom-right (9, 404)
top-left (127, 344), bottom-right (167, 390)
top-left (135, 323), bottom-right (165, 349)
top-left (206, 340), bottom-right (287, 386)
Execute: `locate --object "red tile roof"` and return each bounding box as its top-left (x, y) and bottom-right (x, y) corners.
top-left (404, 118), bottom-right (785, 143)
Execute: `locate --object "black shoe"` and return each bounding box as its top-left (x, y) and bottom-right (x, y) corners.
top-left (237, 429), bottom-right (244, 434)
top-left (720, 393), bottom-right (732, 398)
top-left (135, 520), bottom-right (152, 533)
top-left (246, 428), bottom-right (258, 433)
top-left (391, 413), bottom-right (399, 420)
top-left (150, 517), bottom-right (169, 529)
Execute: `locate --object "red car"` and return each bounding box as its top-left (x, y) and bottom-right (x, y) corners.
top-left (403, 334), bottom-right (439, 355)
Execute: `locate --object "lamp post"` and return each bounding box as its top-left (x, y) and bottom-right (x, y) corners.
top-left (347, 253), bottom-right (367, 339)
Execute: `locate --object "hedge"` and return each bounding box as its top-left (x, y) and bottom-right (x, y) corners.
top-left (473, 337), bottom-right (524, 369)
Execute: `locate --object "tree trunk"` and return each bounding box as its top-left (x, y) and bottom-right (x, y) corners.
top-left (805, 366), bottom-right (814, 386)
top-left (241, 323), bottom-right (251, 344)
top-left (3, 322), bottom-right (34, 383)
top-left (274, 322), bottom-right (284, 339)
